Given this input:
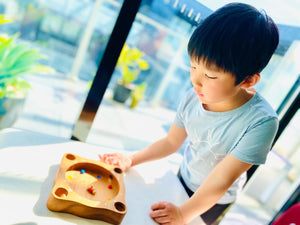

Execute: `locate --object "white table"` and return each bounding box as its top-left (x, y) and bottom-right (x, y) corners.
top-left (0, 128), bottom-right (203, 225)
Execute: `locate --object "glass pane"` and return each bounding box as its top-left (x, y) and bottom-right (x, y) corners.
top-left (257, 41), bottom-right (300, 111)
top-left (87, 0), bottom-right (300, 153)
top-left (85, 1), bottom-right (299, 224)
top-left (87, 0), bottom-right (210, 150)
top-left (203, 1), bottom-right (300, 112)
top-left (221, 110), bottom-right (300, 224)
top-left (0, 0), bottom-right (123, 137)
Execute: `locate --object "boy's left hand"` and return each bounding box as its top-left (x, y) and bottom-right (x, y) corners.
top-left (149, 201), bottom-right (185, 225)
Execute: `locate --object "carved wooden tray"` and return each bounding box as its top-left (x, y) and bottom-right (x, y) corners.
top-left (47, 153), bottom-right (127, 225)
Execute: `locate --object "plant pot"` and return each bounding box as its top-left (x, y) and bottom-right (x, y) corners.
top-left (113, 81), bottom-right (135, 103)
top-left (0, 97), bottom-right (25, 129)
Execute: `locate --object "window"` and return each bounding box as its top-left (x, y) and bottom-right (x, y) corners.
top-left (0, 0), bottom-right (122, 137)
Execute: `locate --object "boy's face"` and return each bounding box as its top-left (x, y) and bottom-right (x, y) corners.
top-left (190, 58), bottom-right (245, 110)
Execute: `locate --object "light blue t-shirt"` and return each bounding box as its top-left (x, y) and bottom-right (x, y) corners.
top-left (174, 88), bottom-right (278, 204)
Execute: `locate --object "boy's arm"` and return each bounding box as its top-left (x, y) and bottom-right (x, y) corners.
top-left (99, 124), bottom-right (187, 171)
top-left (131, 124), bottom-right (187, 167)
top-left (180, 154), bottom-right (252, 224)
top-left (150, 153), bottom-right (252, 224)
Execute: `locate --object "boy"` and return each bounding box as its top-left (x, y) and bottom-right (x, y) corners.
top-left (99, 3), bottom-right (279, 225)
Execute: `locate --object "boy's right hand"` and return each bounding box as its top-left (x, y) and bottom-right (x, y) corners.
top-left (98, 153), bottom-right (132, 172)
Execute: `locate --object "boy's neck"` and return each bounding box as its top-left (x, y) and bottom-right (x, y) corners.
top-left (203, 88), bottom-right (256, 112)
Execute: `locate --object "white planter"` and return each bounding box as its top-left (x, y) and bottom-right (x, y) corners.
top-left (0, 97), bottom-right (25, 129)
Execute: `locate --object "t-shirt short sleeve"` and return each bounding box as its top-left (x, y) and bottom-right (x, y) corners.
top-left (174, 106), bottom-right (185, 128)
top-left (230, 117), bottom-right (278, 164)
top-left (173, 89), bottom-right (194, 128)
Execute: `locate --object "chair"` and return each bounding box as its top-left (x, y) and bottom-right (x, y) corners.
top-left (271, 202), bottom-right (300, 225)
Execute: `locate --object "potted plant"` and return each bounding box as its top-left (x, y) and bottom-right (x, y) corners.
top-left (0, 20), bottom-right (54, 129)
top-left (113, 43), bottom-right (149, 103)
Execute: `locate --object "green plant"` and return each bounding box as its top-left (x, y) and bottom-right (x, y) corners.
top-left (0, 34), bottom-right (54, 98)
top-left (130, 82), bottom-right (147, 108)
top-left (0, 14), bottom-right (53, 98)
top-left (0, 15), bottom-right (54, 129)
top-left (0, 15), bottom-right (12, 25)
top-left (117, 43), bottom-right (149, 85)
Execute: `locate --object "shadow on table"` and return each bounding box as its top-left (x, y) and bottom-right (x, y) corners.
top-left (33, 164), bottom-right (59, 217)
top-left (122, 168), bottom-right (189, 225)
top-left (0, 129), bottom-right (70, 148)
top-left (34, 162), bottom-right (186, 225)
top-left (34, 164), bottom-right (113, 225)
top-left (11, 223), bottom-right (38, 225)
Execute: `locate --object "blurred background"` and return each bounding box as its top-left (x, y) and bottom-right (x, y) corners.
top-left (0, 0), bottom-right (299, 224)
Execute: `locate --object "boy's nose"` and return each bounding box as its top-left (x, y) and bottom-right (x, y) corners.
top-left (191, 72), bottom-right (203, 87)
top-left (194, 78), bottom-right (203, 87)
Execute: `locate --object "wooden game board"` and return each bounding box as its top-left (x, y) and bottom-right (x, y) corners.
top-left (47, 153), bottom-right (127, 225)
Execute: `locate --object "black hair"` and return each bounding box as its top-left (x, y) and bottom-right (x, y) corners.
top-left (188, 3), bottom-right (279, 85)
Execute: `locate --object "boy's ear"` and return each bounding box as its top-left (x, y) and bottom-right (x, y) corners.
top-left (240, 73), bottom-right (260, 88)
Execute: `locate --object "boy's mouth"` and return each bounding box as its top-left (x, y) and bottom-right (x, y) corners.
top-left (194, 88), bottom-right (204, 97)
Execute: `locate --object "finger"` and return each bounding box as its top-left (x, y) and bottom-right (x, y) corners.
top-left (149, 209), bottom-right (167, 218)
top-left (104, 156), bottom-right (121, 167)
top-left (102, 153), bottom-right (115, 158)
top-left (152, 215), bottom-right (170, 224)
top-left (111, 157), bottom-right (120, 166)
top-left (107, 156), bottom-right (118, 164)
top-left (99, 154), bottom-right (111, 162)
top-left (151, 201), bottom-right (167, 211)
top-left (105, 157), bottom-right (114, 164)
top-left (98, 154), bottom-right (104, 161)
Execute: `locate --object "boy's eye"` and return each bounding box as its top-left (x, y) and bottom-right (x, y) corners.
top-left (205, 74), bottom-right (217, 79)
top-left (191, 66), bottom-right (196, 70)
